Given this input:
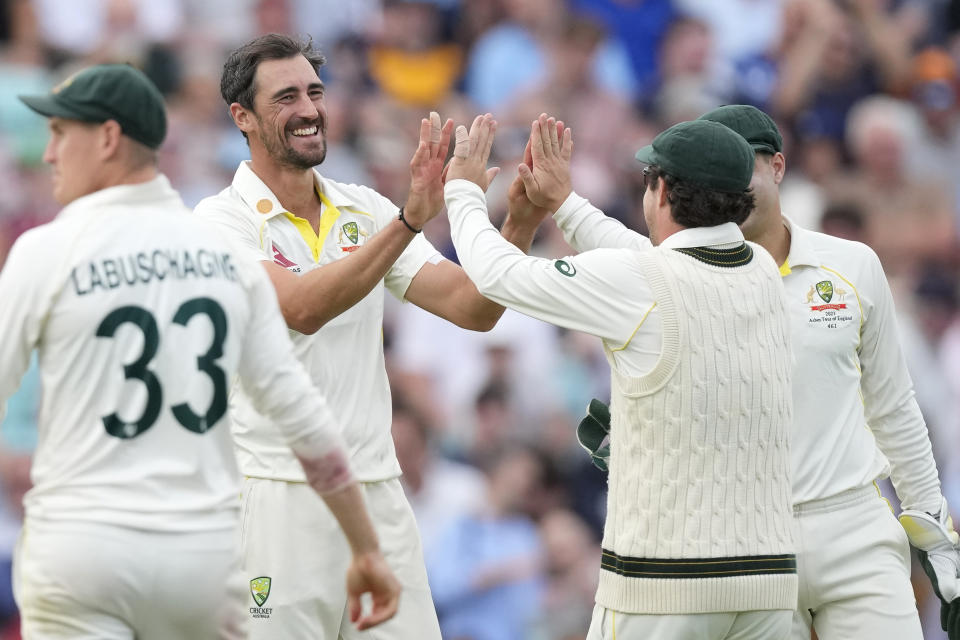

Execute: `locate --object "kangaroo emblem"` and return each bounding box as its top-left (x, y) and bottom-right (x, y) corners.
top-left (805, 285), bottom-right (815, 304)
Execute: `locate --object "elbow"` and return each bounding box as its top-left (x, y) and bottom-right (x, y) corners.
top-left (284, 306), bottom-right (326, 335)
top-left (454, 307), bottom-right (501, 332)
top-left (470, 315), bottom-right (499, 332)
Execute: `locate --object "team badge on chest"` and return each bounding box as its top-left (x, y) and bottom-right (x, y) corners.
top-left (338, 221), bottom-right (369, 253)
top-left (804, 279), bottom-right (854, 328)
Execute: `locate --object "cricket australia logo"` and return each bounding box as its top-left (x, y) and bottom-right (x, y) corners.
top-left (342, 221), bottom-right (359, 244)
top-left (249, 576), bottom-right (273, 618)
top-left (250, 577), bottom-right (271, 606)
top-left (338, 221), bottom-right (369, 253)
top-left (805, 279), bottom-right (853, 328)
top-left (815, 280), bottom-right (833, 303)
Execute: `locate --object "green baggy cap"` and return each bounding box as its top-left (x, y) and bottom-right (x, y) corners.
top-left (698, 104), bottom-right (783, 154)
top-left (19, 64), bottom-right (167, 149)
top-left (634, 119), bottom-right (754, 192)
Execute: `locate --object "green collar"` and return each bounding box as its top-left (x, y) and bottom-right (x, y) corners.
top-left (673, 243), bottom-right (753, 267)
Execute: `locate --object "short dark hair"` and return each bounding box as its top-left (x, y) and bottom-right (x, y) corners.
top-left (220, 33), bottom-right (326, 110)
top-left (649, 166), bottom-right (755, 227)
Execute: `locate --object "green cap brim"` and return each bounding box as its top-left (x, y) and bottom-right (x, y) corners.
top-left (18, 94), bottom-right (90, 121)
top-left (634, 145), bottom-right (656, 164)
top-left (750, 142), bottom-right (778, 154)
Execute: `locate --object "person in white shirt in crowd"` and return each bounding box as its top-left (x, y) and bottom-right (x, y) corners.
top-left (195, 33), bottom-right (536, 640)
top-left (0, 63), bottom-right (399, 640)
top-left (443, 112), bottom-right (796, 639)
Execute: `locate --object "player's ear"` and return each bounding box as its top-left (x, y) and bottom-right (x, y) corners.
top-left (771, 152), bottom-right (786, 185)
top-left (230, 103), bottom-right (255, 135)
top-left (98, 119), bottom-right (123, 160)
top-left (656, 177), bottom-right (668, 207)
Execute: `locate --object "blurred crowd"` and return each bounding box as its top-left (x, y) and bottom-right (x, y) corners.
top-left (2, 0), bottom-right (960, 638)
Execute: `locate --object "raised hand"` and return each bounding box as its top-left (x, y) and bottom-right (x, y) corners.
top-left (506, 119), bottom-right (565, 232)
top-left (346, 550), bottom-right (402, 631)
top-left (405, 111), bottom-right (454, 228)
top-left (517, 113), bottom-right (573, 213)
top-left (444, 113), bottom-right (501, 191)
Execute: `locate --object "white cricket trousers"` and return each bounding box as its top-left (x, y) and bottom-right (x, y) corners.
top-left (792, 483), bottom-right (923, 640)
top-left (14, 519), bottom-right (245, 640)
top-left (586, 604), bottom-right (791, 639)
top-left (239, 476), bottom-right (441, 640)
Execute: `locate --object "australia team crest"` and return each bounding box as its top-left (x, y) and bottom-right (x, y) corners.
top-left (250, 577), bottom-right (271, 607)
top-left (338, 221), bottom-right (369, 252)
top-left (804, 279), bottom-right (853, 329)
top-left (815, 280), bottom-right (833, 303)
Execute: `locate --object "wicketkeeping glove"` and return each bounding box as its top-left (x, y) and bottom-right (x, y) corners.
top-left (900, 497), bottom-right (960, 638)
top-left (577, 399), bottom-right (610, 472)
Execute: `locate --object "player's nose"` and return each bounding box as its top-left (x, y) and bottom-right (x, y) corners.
top-left (42, 139), bottom-right (56, 165)
top-left (294, 94), bottom-right (321, 121)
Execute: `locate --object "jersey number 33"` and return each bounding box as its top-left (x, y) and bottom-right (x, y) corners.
top-left (95, 296), bottom-right (228, 439)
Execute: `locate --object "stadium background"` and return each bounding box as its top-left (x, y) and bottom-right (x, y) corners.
top-left (1, 0), bottom-right (960, 638)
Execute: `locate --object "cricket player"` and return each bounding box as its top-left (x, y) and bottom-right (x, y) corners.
top-left (0, 63), bottom-right (400, 640)
top-left (194, 34), bottom-right (532, 639)
top-left (698, 105), bottom-right (960, 640)
top-left (443, 113), bottom-right (797, 639)
top-left (557, 103), bottom-right (960, 639)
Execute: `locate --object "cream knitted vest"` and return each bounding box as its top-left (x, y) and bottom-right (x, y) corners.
top-left (596, 243), bottom-right (796, 614)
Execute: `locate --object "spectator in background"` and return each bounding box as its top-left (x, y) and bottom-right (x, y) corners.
top-left (289, 0), bottom-right (382, 50)
top-left (388, 302), bottom-right (564, 444)
top-left (532, 508), bottom-right (600, 640)
top-left (32, 0), bottom-right (185, 60)
top-left (775, 0), bottom-right (913, 134)
top-left (908, 46), bottom-right (960, 224)
top-left (826, 95), bottom-right (957, 278)
top-left (818, 201), bottom-right (867, 242)
top-left (650, 15), bottom-right (723, 125)
top-left (732, 0), bottom-right (914, 147)
top-left (568, 0), bottom-right (675, 100)
top-left (426, 447), bottom-right (546, 640)
top-left (675, 0), bottom-right (784, 70)
top-left (368, 1), bottom-right (461, 107)
top-left (464, 0), bottom-right (636, 112)
top-left (391, 398), bottom-right (486, 551)
top-left (0, 0), bottom-right (52, 167)
top-left (503, 15), bottom-right (650, 217)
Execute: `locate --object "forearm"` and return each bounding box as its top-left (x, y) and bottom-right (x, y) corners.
top-left (445, 213), bottom-right (544, 326)
top-left (279, 218), bottom-right (417, 333)
top-left (772, 32), bottom-right (831, 117)
top-left (871, 400), bottom-right (943, 514)
top-left (499, 215), bottom-right (538, 254)
top-left (445, 180), bottom-right (633, 340)
top-left (318, 482), bottom-right (381, 556)
top-left (859, 11), bottom-right (911, 92)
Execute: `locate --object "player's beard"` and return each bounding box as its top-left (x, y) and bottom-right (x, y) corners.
top-left (258, 115), bottom-right (328, 170)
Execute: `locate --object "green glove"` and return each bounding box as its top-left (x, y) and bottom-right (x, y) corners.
top-left (900, 498), bottom-right (960, 639)
top-left (577, 399), bottom-right (610, 472)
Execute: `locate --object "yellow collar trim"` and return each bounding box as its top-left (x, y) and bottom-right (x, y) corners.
top-left (779, 259), bottom-right (792, 277)
top-left (281, 188), bottom-right (343, 263)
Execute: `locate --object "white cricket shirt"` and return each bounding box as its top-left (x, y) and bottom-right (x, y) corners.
top-left (0, 176), bottom-right (348, 532)
top-left (548, 189), bottom-right (942, 513)
top-left (443, 180), bottom-right (760, 376)
top-left (195, 162), bottom-right (441, 482)
top-left (777, 217), bottom-right (939, 510)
